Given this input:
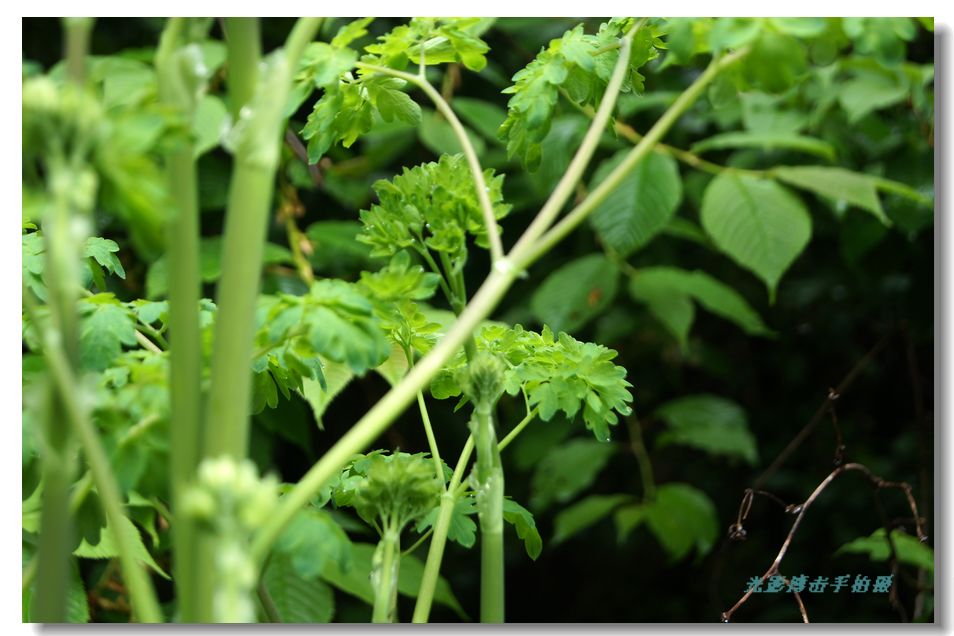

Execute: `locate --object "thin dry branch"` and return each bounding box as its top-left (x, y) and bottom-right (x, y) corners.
top-left (721, 462), bottom-right (926, 623)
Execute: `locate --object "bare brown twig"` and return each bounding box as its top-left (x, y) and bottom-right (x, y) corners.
top-left (721, 462), bottom-right (926, 623)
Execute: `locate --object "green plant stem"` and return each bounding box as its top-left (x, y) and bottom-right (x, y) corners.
top-left (356, 61), bottom-right (504, 264)
top-left (507, 32), bottom-right (633, 261)
top-left (204, 17), bottom-right (321, 461)
top-left (253, 41), bottom-right (749, 580)
top-left (223, 18), bottom-right (261, 118)
top-left (412, 436), bottom-right (475, 623)
top-left (257, 569), bottom-right (282, 622)
top-left (24, 291), bottom-right (163, 623)
top-left (514, 47), bottom-right (751, 270)
top-left (417, 392), bottom-right (444, 485)
top-left (626, 417), bottom-right (656, 501)
top-left (32, 19), bottom-right (96, 622)
top-left (155, 18), bottom-right (207, 622)
top-left (371, 529), bottom-right (401, 623)
top-left (199, 18), bottom-right (320, 622)
top-left (472, 403), bottom-right (505, 623)
top-left (63, 18), bottom-right (93, 85)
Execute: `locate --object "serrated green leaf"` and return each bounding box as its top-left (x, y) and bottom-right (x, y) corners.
top-left (502, 498), bottom-right (543, 559)
top-left (79, 294), bottom-right (139, 371)
top-left (590, 150), bottom-right (683, 256)
top-left (552, 493), bottom-right (633, 545)
top-left (83, 237), bottom-right (127, 279)
top-left (301, 359), bottom-right (354, 430)
top-left (774, 165), bottom-right (891, 225)
top-left (700, 173), bottom-right (811, 301)
top-left (263, 552), bottom-right (336, 623)
top-left (500, 19), bottom-right (660, 168)
top-left (627, 266), bottom-right (773, 349)
top-left (655, 394), bottom-right (758, 464)
top-left (416, 495), bottom-right (478, 548)
top-left (531, 438), bottom-right (617, 511)
top-left (73, 513), bottom-right (169, 579)
top-left (644, 483), bottom-right (718, 561)
top-left (274, 508), bottom-right (353, 580)
top-left (837, 68), bottom-right (908, 123)
top-left (531, 254), bottom-right (618, 333)
top-left (836, 528), bottom-right (933, 574)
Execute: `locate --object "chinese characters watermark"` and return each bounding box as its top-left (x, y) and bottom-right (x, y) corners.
top-left (745, 574), bottom-right (893, 593)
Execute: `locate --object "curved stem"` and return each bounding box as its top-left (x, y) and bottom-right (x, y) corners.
top-left (356, 61), bottom-right (504, 264)
top-left (514, 47), bottom-right (751, 271)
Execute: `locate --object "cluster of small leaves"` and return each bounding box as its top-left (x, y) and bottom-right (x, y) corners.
top-left (332, 451), bottom-right (443, 534)
top-left (358, 154), bottom-right (510, 272)
top-left (433, 324), bottom-right (633, 442)
top-left (357, 251), bottom-right (443, 356)
top-left (23, 231), bottom-right (127, 301)
top-left (499, 18), bottom-right (662, 168)
top-left (300, 18), bottom-right (491, 161)
top-left (252, 279), bottom-right (391, 412)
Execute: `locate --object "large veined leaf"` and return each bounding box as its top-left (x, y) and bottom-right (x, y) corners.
top-left (320, 542), bottom-right (466, 619)
top-left (301, 359), bottom-right (355, 430)
top-left (654, 394), bottom-right (758, 464)
top-left (691, 132), bottom-right (836, 161)
top-left (836, 528), bottom-right (934, 575)
top-left (773, 166), bottom-right (891, 225)
top-left (700, 173), bottom-right (811, 301)
top-left (614, 483), bottom-right (718, 561)
top-left (503, 498), bottom-right (543, 560)
top-left (531, 254), bottom-right (618, 333)
top-left (263, 552), bottom-right (336, 623)
top-left (552, 493), bottom-right (634, 545)
top-left (530, 438), bottom-right (617, 510)
top-left (73, 513), bottom-right (170, 579)
top-left (416, 495), bottom-right (478, 548)
top-left (589, 150), bottom-right (683, 257)
top-left (627, 266), bottom-right (772, 350)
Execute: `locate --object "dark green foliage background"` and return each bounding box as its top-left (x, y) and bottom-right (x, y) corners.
top-left (23, 17), bottom-right (934, 622)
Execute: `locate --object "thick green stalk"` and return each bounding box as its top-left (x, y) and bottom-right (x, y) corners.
top-left (473, 405), bottom-right (505, 622)
top-left (155, 17), bottom-right (204, 622)
top-left (32, 18), bottom-right (94, 622)
top-left (413, 437), bottom-right (475, 622)
top-left (371, 529), bottom-right (401, 623)
top-left (199, 19), bottom-right (320, 622)
top-left (223, 18), bottom-right (261, 119)
top-left (252, 42), bottom-right (749, 575)
top-left (24, 293), bottom-right (163, 623)
top-left (203, 17), bottom-right (321, 460)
